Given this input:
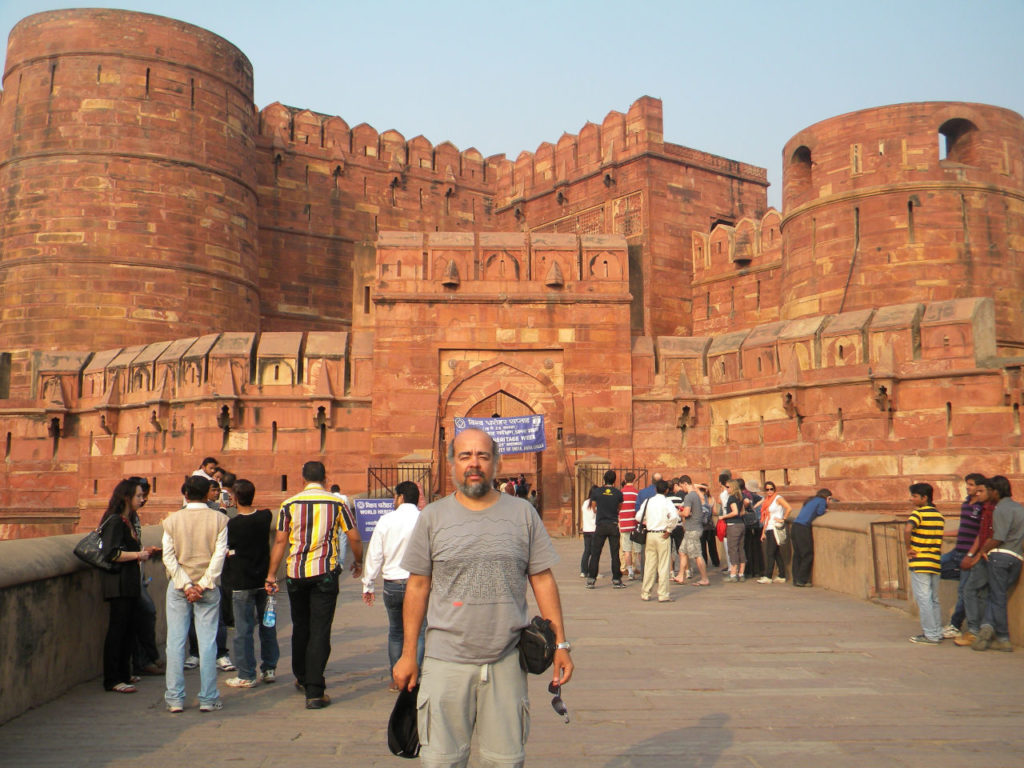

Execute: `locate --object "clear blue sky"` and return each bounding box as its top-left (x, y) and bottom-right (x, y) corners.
top-left (2, 0), bottom-right (1022, 208)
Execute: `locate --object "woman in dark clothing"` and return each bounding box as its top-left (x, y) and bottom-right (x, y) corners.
top-left (99, 479), bottom-right (153, 693)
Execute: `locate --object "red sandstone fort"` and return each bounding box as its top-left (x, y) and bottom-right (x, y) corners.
top-left (1, 8), bottom-right (1022, 539)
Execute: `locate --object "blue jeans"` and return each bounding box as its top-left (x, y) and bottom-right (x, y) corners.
top-left (909, 570), bottom-right (941, 641)
top-left (231, 588), bottom-right (280, 681)
top-left (982, 553), bottom-right (1023, 641)
top-left (382, 580), bottom-right (424, 672)
top-left (165, 585), bottom-right (220, 708)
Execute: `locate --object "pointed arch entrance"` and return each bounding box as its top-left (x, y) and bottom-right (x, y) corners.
top-left (439, 360), bottom-right (570, 534)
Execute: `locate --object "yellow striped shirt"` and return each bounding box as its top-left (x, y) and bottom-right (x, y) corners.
top-left (278, 484), bottom-right (355, 579)
top-left (908, 505), bottom-right (944, 574)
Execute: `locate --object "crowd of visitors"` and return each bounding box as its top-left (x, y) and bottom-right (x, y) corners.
top-left (88, 453), bottom-right (1023, 725)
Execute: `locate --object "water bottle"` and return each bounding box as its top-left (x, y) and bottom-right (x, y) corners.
top-left (263, 595), bottom-right (276, 628)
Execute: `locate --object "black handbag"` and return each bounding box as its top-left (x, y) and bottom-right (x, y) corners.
top-left (518, 615), bottom-right (556, 674)
top-left (629, 500), bottom-right (649, 545)
top-left (73, 516), bottom-right (119, 572)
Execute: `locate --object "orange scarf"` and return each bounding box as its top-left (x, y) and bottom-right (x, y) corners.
top-left (760, 492), bottom-right (777, 526)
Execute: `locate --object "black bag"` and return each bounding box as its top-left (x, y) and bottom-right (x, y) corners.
top-left (630, 499), bottom-right (649, 545)
top-left (518, 615), bottom-right (556, 674)
top-left (73, 516), bottom-right (119, 572)
top-left (742, 491), bottom-right (762, 527)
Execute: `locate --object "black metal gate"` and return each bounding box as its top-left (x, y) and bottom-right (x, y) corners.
top-left (573, 465), bottom-right (647, 535)
top-left (367, 463), bottom-right (433, 502)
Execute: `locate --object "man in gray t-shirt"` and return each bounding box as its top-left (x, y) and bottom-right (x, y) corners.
top-left (394, 427), bottom-right (574, 766)
top-left (676, 475), bottom-right (710, 586)
top-left (972, 475), bottom-right (1024, 651)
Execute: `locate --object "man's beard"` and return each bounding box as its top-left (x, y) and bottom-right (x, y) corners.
top-left (457, 472), bottom-right (491, 499)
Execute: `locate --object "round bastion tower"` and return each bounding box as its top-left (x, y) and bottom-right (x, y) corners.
top-left (780, 102), bottom-right (1024, 348)
top-left (0, 9), bottom-right (260, 351)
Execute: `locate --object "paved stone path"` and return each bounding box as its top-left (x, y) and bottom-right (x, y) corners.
top-left (3, 538), bottom-right (1024, 767)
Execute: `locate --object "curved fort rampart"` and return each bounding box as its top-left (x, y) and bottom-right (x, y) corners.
top-left (780, 102), bottom-right (1024, 348)
top-left (0, 10), bottom-right (261, 353)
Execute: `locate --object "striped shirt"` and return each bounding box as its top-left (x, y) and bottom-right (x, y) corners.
top-left (954, 497), bottom-right (983, 553)
top-left (908, 505), bottom-right (944, 574)
top-left (278, 483), bottom-right (355, 579)
top-left (619, 484), bottom-right (638, 532)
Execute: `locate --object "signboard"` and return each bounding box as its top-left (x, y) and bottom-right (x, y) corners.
top-left (453, 415), bottom-right (546, 455)
top-left (353, 497), bottom-right (394, 540)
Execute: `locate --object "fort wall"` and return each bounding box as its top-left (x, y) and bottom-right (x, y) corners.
top-left (0, 10), bottom-right (261, 357)
top-left (781, 102), bottom-right (1024, 347)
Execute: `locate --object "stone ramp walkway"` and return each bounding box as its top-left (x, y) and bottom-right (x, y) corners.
top-left (3, 538), bottom-right (1023, 767)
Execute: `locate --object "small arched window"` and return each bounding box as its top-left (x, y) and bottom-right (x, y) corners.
top-left (938, 118), bottom-right (979, 165)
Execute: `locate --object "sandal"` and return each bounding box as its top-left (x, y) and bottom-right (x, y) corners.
top-left (129, 675), bottom-right (142, 683)
top-left (110, 682), bottom-right (137, 693)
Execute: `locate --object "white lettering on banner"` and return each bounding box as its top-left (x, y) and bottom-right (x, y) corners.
top-left (453, 415), bottom-right (546, 454)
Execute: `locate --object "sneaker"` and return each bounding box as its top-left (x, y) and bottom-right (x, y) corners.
top-left (183, 655), bottom-right (200, 670)
top-left (612, 580), bottom-right (628, 589)
top-left (954, 631), bottom-right (977, 647)
top-left (261, 668), bottom-right (276, 683)
top-left (585, 579), bottom-right (596, 589)
top-left (773, 577), bottom-right (787, 583)
top-left (217, 656), bottom-right (236, 672)
top-left (199, 700), bottom-right (223, 712)
top-left (941, 624), bottom-right (962, 639)
top-left (972, 625), bottom-right (995, 651)
top-left (627, 569), bottom-right (635, 580)
top-left (738, 575), bottom-right (747, 582)
top-left (226, 677), bottom-right (258, 688)
top-left (756, 577), bottom-right (772, 584)
top-left (727, 575), bottom-right (738, 582)
top-left (166, 703), bottom-right (184, 714)
top-left (909, 634), bottom-right (941, 644)
top-left (989, 638), bottom-right (1014, 652)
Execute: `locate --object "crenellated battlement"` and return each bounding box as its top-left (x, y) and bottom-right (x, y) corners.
top-left (257, 102), bottom-right (504, 189)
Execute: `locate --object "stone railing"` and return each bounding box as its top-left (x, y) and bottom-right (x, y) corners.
top-left (0, 526), bottom-right (167, 725)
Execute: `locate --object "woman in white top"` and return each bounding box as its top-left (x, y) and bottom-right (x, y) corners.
top-left (757, 481), bottom-right (791, 583)
top-left (579, 494), bottom-right (597, 577)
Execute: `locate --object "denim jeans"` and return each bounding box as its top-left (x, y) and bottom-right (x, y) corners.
top-left (165, 585), bottom-right (220, 708)
top-left (231, 588), bottom-right (280, 681)
top-left (382, 580), bottom-right (424, 672)
top-left (909, 570), bottom-right (942, 641)
top-left (962, 560), bottom-right (990, 633)
top-left (982, 553), bottom-right (1023, 640)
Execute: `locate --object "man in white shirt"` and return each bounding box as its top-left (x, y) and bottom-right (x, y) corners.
top-left (362, 481), bottom-right (425, 688)
top-left (636, 479), bottom-right (680, 602)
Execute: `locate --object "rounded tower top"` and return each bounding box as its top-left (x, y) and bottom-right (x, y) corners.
top-left (6, 8), bottom-right (253, 100)
top-left (782, 101), bottom-right (1024, 213)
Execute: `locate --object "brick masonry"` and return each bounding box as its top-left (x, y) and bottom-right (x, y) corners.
top-left (1, 9), bottom-right (1023, 538)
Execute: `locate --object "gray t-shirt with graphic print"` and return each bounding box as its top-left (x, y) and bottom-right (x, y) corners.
top-left (401, 492), bottom-right (559, 664)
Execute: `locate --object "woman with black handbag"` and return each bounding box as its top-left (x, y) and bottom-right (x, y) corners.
top-left (99, 479), bottom-right (154, 693)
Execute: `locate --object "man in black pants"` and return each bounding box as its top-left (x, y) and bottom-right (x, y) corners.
top-left (586, 470), bottom-right (627, 589)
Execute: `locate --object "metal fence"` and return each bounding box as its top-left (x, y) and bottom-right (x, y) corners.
top-left (870, 520), bottom-right (908, 600)
top-left (366, 463), bottom-right (433, 502)
top-left (573, 465), bottom-right (648, 535)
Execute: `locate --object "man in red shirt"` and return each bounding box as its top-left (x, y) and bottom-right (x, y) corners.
top-left (619, 472), bottom-right (640, 580)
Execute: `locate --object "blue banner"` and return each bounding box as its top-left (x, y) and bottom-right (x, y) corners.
top-left (353, 497), bottom-right (395, 541)
top-left (453, 415), bottom-right (546, 455)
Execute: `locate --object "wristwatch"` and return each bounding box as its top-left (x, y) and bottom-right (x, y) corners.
top-left (556, 641), bottom-right (572, 652)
